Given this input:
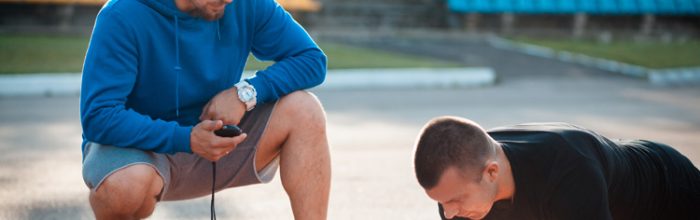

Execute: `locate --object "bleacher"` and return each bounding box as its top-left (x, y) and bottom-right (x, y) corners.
top-left (277, 0), bottom-right (322, 12)
top-left (0, 0), bottom-right (321, 12)
top-left (0, 0), bottom-right (103, 5)
top-left (447, 0), bottom-right (700, 15)
top-left (0, 0), bottom-right (323, 34)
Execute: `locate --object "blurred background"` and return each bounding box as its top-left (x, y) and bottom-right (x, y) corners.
top-left (1, 0), bottom-right (699, 219)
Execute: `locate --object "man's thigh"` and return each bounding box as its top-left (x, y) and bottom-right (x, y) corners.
top-left (82, 141), bottom-right (171, 197)
top-left (82, 101), bottom-right (279, 201)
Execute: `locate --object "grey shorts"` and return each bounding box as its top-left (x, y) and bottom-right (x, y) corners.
top-left (82, 102), bottom-right (279, 201)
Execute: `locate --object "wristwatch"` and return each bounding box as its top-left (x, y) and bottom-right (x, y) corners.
top-left (234, 80), bottom-right (257, 111)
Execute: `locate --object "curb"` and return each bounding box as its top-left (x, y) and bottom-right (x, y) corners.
top-left (648, 67), bottom-right (700, 86)
top-left (0, 73), bottom-right (82, 97)
top-left (0, 68), bottom-right (496, 97)
top-left (486, 36), bottom-right (700, 86)
top-left (321, 68), bottom-right (495, 90)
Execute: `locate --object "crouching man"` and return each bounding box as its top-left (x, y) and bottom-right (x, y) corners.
top-left (80, 0), bottom-right (330, 218)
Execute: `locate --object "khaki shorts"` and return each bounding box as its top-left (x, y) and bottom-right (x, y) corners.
top-left (82, 102), bottom-right (278, 201)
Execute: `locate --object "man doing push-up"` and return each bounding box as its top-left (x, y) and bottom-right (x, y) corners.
top-left (413, 116), bottom-right (700, 220)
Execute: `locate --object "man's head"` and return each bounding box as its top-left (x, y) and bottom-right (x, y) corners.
top-left (413, 116), bottom-right (501, 219)
top-left (176, 0), bottom-right (232, 21)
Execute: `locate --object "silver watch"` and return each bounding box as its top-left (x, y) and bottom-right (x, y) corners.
top-left (234, 80), bottom-right (257, 111)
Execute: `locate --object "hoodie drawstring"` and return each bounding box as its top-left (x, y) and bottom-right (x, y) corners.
top-left (216, 20), bottom-right (221, 40)
top-left (173, 16), bottom-right (181, 117)
top-left (173, 15), bottom-right (220, 220)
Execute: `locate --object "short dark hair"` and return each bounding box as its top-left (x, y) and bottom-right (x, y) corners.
top-left (414, 116), bottom-right (494, 189)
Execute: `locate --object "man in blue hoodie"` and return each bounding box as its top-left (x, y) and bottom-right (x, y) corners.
top-left (80, 0), bottom-right (330, 218)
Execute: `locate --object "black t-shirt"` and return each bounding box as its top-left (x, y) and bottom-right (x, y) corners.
top-left (440, 123), bottom-right (700, 220)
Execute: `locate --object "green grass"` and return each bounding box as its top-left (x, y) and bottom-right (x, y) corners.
top-left (513, 37), bottom-right (700, 69)
top-left (246, 42), bottom-right (461, 70)
top-left (322, 42), bottom-right (460, 69)
top-left (0, 35), bottom-right (90, 73)
top-left (0, 35), bottom-right (459, 74)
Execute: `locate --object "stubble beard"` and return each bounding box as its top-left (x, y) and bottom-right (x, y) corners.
top-left (186, 0), bottom-right (224, 21)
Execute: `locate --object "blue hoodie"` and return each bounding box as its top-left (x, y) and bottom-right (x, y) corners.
top-left (80, 0), bottom-right (327, 154)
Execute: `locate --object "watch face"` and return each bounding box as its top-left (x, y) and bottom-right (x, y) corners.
top-left (240, 87), bottom-right (254, 101)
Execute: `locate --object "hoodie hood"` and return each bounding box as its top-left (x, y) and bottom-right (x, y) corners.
top-left (135, 0), bottom-right (223, 117)
top-left (136, 0), bottom-right (191, 19)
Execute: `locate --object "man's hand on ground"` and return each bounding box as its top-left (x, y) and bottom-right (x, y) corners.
top-left (191, 120), bottom-right (247, 162)
top-left (199, 87), bottom-right (247, 125)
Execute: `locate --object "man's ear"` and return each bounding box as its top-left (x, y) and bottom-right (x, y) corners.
top-left (483, 161), bottom-right (499, 182)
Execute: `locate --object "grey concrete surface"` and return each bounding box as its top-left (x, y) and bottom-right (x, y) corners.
top-left (1, 39), bottom-right (699, 219)
top-left (2, 79), bottom-right (699, 219)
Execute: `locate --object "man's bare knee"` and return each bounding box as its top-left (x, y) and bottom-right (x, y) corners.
top-left (255, 91), bottom-right (327, 170)
top-left (90, 164), bottom-right (162, 218)
top-left (278, 91), bottom-right (326, 130)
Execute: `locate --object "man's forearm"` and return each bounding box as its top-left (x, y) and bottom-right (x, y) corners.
top-left (247, 48), bottom-right (327, 104)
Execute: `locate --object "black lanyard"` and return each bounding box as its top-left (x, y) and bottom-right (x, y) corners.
top-left (211, 161), bottom-right (217, 220)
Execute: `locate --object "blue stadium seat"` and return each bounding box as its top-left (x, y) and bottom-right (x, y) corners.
top-left (637, 0), bottom-right (657, 13)
top-left (473, 0), bottom-right (495, 13)
top-left (537, 0), bottom-right (559, 14)
top-left (494, 0), bottom-right (514, 13)
top-left (558, 0), bottom-right (578, 13)
top-left (516, 0), bottom-right (536, 13)
top-left (445, 0), bottom-right (700, 15)
top-left (579, 0), bottom-right (598, 13)
top-left (656, 0), bottom-right (678, 14)
top-left (618, 0), bottom-right (640, 14)
top-left (447, 0), bottom-right (469, 13)
top-left (598, 0), bottom-right (619, 14)
top-left (676, 0), bottom-right (699, 14)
